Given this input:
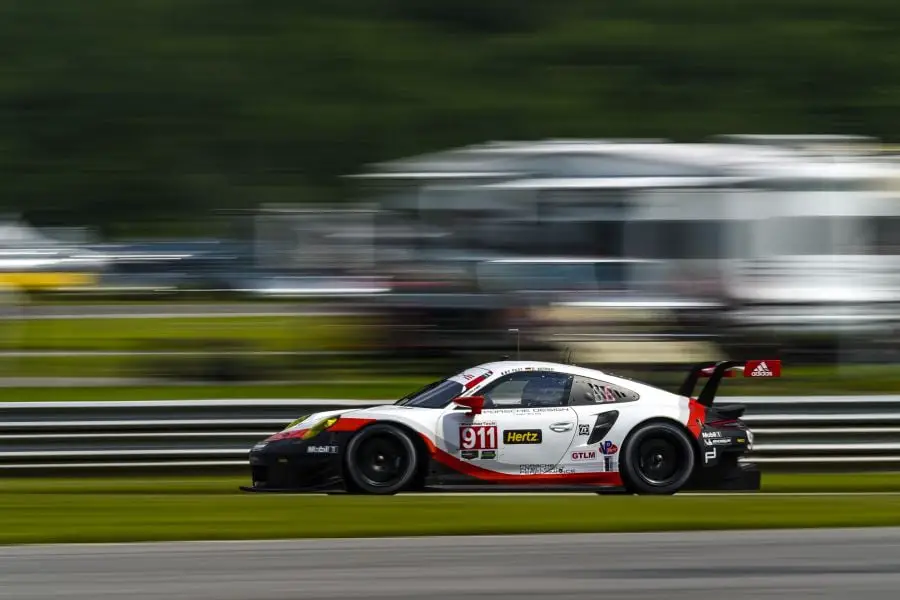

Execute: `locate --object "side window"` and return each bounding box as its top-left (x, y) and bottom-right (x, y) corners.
top-left (569, 376), bottom-right (640, 405)
top-left (479, 371), bottom-right (574, 409)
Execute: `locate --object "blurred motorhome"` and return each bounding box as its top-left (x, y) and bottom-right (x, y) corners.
top-left (350, 136), bottom-right (900, 365)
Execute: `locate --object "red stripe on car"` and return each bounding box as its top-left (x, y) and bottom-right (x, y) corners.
top-left (418, 433), bottom-right (623, 486)
top-left (687, 399), bottom-right (707, 438)
top-left (464, 372), bottom-right (491, 390)
top-left (265, 428), bottom-right (309, 442)
top-left (329, 417), bottom-right (376, 433)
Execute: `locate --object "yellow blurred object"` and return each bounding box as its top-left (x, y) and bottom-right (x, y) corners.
top-left (0, 272), bottom-right (97, 289)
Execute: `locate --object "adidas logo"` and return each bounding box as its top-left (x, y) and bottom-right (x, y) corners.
top-left (751, 361), bottom-right (773, 377)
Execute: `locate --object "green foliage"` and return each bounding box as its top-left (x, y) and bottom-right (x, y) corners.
top-left (0, 314), bottom-right (373, 353)
top-left (3, 474), bottom-right (900, 543)
top-left (1, 0), bottom-right (899, 233)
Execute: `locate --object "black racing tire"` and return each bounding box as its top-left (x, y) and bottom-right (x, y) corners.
top-left (344, 423), bottom-right (419, 495)
top-left (618, 421), bottom-right (696, 495)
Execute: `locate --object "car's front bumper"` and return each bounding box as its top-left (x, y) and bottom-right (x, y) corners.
top-left (243, 437), bottom-right (346, 492)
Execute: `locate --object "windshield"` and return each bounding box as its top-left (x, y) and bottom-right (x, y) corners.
top-left (395, 379), bottom-right (465, 408)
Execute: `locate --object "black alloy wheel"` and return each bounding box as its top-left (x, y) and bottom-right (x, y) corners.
top-left (344, 423), bottom-right (419, 495)
top-left (637, 437), bottom-right (682, 485)
top-left (619, 421), bottom-right (696, 495)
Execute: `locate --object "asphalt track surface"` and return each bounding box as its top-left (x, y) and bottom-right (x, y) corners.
top-left (3, 528), bottom-right (900, 599)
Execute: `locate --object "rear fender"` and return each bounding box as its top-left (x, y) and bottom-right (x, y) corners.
top-left (624, 417), bottom-right (702, 463)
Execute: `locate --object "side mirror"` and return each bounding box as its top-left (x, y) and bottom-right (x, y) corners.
top-left (454, 396), bottom-right (485, 416)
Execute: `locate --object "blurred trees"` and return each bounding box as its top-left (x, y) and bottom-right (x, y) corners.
top-left (1, 0), bottom-right (898, 235)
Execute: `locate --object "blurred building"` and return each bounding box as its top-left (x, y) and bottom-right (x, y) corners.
top-left (351, 136), bottom-right (900, 363)
top-left (354, 136), bottom-right (900, 298)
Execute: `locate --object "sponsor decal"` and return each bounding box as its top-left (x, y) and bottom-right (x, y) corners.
top-left (460, 425), bottom-right (498, 450)
top-left (503, 429), bottom-right (542, 444)
top-left (500, 366), bottom-right (552, 375)
top-left (451, 369), bottom-right (493, 388)
top-left (737, 438), bottom-right (746, 443)
top-left (751, 364), bottom-right (772, 376)
top-left (596, 385), bottom-right (617, 403)
top-left (603, 455), bottom-right (618, 472)
top-left (306, 445), bottom-right (339, 454)
top-left (480, 450), bottom-right (497, 460)
top-left (599, 440), bottom-right (618, 455)
top-left (578, 424), bottom-right (591, 436)
top-left (519, 464), bottom-right (575, 475)
top-left (702, 431), bottom-right (733, 445)
top-left (463, 372), bottom-right (491, 390)
top-left (512, 407), bottom-right (569, 415)
top-left (571, 450), bottom-right (596, 461)
top-left (704, 447), bottom-right (717, 463)
top-left (461, 450), bottom-right (479, 460)
top-left (520, 464), bottom-right (554, 474)
top-left (745, 359), bottom-right (781, 377)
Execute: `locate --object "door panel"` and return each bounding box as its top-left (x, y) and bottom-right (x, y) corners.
top-left (566, 405), bottom-right (624, 473)
top-left (438, 406), bottom-right (578, 475)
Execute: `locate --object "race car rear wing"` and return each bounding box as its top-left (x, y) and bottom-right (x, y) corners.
top-left (678, 359), bottom-right (781, 407)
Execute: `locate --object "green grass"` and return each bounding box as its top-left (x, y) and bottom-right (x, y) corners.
top-left (0, 369), bottom-right (896, 402)
top-left (6, 472), bottom-right (900, 494)
top-left (1, 361), bottom-right (899, 401)
top-left (763, 471), bottom-right (900, 492)
top-left (0, 312), bottom-right (898, 395)
top-left (0, 355), bottom-right (401, 379)
top-left (0, 315), bottom-right (363, 352)
top-left (1, 473), bottom-right (900, 544)
top-left (0, 355), bottom-right (137, 378)
top-left (21, 296), bottom-right (322, 306)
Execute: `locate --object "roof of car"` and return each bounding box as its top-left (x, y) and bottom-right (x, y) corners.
top-left (474, 360), bottom-right (672, 397)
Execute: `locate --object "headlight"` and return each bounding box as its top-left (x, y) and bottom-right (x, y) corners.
top-left (300, 416), bottom-right (340, 440)
top-left (283, 415), bottom-right (309, 431)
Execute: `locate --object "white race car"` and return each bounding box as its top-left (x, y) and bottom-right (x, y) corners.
top-left (243, 359), bottom-right (779, 495)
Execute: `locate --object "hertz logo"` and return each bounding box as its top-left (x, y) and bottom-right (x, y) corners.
top-left (503, 429), bottom-right (542, 444)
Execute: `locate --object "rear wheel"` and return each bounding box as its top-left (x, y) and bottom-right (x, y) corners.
top-left (619, 421), bottom-right (696, 495)
top-left (344, 423), bottom-right (419, 495)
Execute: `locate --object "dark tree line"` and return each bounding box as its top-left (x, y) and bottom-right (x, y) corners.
top-left (1, 0), bottom-right (898, 236)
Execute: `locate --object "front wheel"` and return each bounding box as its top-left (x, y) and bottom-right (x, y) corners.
top-left (619, 421), bottom-right (696, 495)
top-left (344, 423), bottom-right (419, 495)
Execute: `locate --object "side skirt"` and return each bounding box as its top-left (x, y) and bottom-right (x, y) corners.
top-left (422, 484), bottom-right (628, 494)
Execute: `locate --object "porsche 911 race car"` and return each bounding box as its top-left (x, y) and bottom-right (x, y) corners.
top-left (242, 359), bottom-right (780, 495)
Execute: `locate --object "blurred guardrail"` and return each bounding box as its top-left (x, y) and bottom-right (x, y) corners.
top-left (1, 396), bottom-right (899, 471)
